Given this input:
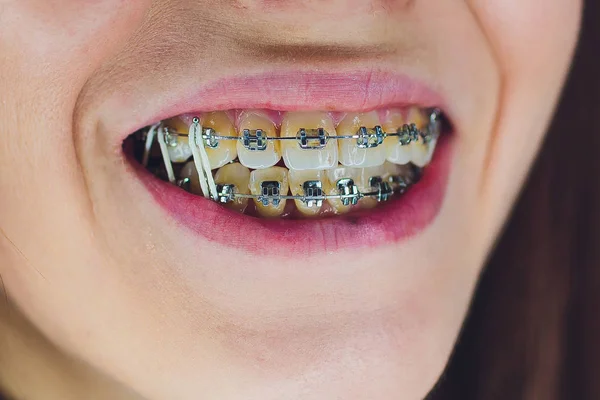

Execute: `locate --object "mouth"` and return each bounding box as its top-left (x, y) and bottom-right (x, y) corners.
top-left (122, 71), bottom-right (454, 254)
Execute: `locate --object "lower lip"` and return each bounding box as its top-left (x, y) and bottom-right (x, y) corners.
top-left (130, 136), bottom-right (452, 256)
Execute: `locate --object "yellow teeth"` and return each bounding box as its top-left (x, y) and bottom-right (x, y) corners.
top-left (355, 165), bottom-right (388, 209)
top-left (407, 108), bottom-right (431, 168)
top-left (237, 111), bottom-right (281, 169)
top-left (288, 169), bottom-right (329, 217)
top-left (200, 112), bottom-right (238, 169)
top-left (249, 166), bottom-right (289, 218)
top-left (164, 118), bottom-right (193, 163)
top-left (281, 112), bottom-right (338, 171)
top-left (324, 166), bottom-right (360, 215)
top-left (214, 163), bottom-right (251, 213)
top-left (337, 111), bottom-right (387, 168)
top-left (180, 161), bottom-right (204, 196)
top-left (383, 109), bottom-right (411, 165)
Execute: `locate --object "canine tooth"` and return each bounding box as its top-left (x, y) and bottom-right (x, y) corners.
top-left (383, 109), bottom-right (412, 165)
top-left (281, 112), bottom-right (338, 171)
top-left (180, 161), bottom-right (203, 195)
top-left (356, 165), bottom-right (388, 209)
top-left (324, 166), bottom-right (360, 214)
top-left (249, 167), bottom-right (289, 217)
top-left (337, 111), bottom-right (386, 168)
top-left (200, 112), bottom-right (238, 169)
top-left (214, 163), bottom-right (251, 213)
top-left (288, 169), bottom-right (328, 216)
top-left (164, 118), bottom-right (193, 163)
top-left (237, 111), bottom-right (281, 169)
top-left (407, 108), bottom-right (431, 168)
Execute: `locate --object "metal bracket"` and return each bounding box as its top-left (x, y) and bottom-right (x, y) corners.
top-left (336, 178), bottom-right (360, 206)
top-left (356, 126), bottom-right (385, 148)
top-left (397, 123), bottom-right (420, 145)
top-left (216, 184), bottom-right (236, 204)
top-left (203, 128), bottom-right (220, 148)
top-left (302, 180), bottom-right (324, 208)
top-left (297, 128), bottom-right (328, 149)
top-left (242, 129), bottom-right (268, 151)
top-left (369, 176), bottom-right (393, 202)
top-left (259, 181), bottom-right (282, 206)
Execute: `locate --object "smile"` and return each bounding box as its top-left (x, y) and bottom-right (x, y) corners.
top-left (123, 71), bottom-right (454, 254)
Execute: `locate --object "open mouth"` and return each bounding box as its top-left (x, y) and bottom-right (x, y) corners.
top-left (127, 107), bottom-right (446, 216)
top-left (121, 71), bottom-right (453, 253)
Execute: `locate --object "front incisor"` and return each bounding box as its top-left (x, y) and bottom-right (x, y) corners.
top-left (337, 111), bottom-right (387, 168)
top-left (201, 112), bottom-right (238, 169)
top-left (281, 111), bottom-right (338, 171)
top-left (249, 166), bottom-right (289, 217)
top-left (214, 163), bottom-right (251, 213)
top-left (288, 169), bottom-right (329, 217)
top-left (237, 111), bottom-right (281, 169)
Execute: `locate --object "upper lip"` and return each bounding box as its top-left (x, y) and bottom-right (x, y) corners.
top-left (118, 68), bottom-right (448, 142)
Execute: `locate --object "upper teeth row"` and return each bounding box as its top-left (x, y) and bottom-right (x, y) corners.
top-left (161, 109), bottom-right (440, 152)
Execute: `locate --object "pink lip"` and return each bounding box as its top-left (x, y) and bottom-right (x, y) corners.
top-left (127, 70), bottom-right (448, 137)
top-left (131, 134), bottom-right (452, 255)
top-left (125, 69), bottom-right (453, 255)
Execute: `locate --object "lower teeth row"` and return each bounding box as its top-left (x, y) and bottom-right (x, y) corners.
top-left (133, 110), bottom-right (440, 218)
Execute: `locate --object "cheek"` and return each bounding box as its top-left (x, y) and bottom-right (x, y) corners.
top-left (470, 0), bottom-right (581, 240)
top-left (0, 0), bottom-right (151, 79)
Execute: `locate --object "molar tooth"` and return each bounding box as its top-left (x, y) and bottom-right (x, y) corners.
top-left (324, 166), bottom-right (360, 214)
top-left (249, 167), bottom-right (289, 218)
top-left (164, 117), bottom-right (193, 163)
top-left (383, 109), bottom-right (412, 165)
top-left (281, 112), bottom-right (338, 171)
top-left (338, 111), bottom-right (387, 168)
top-left (214, 163), bottom-right (251, 213)
top-left (288, 169), bottom-right (328, 217)
top-left (407, 108), bottom-right (432, 168)
top-left (237, 111), bottom-right (281, 169)
top-left (200, 112), bottom-right (238, 169)
top-left (179, 161), bottom-right (204, 196)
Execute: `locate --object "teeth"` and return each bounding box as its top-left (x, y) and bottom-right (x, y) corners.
top-left (214, 163), bottom-right (251, 213)
top-left (249, 166), bottom-right (289, 218)
top-left (324, 166), bottom-right (361, 214)
top-left (355, 165), bottom-right (388, 209)
top-left (383, 109), bottom-right (412, 165)
top-left (237, 111), bottom-right (281, 169)
top-left (337, 111), bottom-right (387, 168)
top-left (200, 112), bottom-right (238, 169)
top-left (164, 118), bottom-right (193, 163)
top-left (281, 112), bottom-right (338, 171)
top-left (288, 169), bottom-right (329, 217)
top-left (180, 161), bottom-right (204, 196)
top-left (407, 108), bottom-right (432, 168)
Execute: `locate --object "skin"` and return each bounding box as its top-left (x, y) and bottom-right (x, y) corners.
top-left (0, 1), bottom-right (581, 399)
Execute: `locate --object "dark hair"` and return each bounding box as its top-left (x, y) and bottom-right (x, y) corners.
top-left (428, 1), bottom-right (600, 399)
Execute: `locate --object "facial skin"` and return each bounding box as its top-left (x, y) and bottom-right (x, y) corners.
top-left (0, 1), bottom-right (581, 399)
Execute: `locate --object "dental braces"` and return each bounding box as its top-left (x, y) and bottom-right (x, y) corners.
top-left (213, 173), bottom-right (416, 207)
top-left (156, 108), bottom-right (441, 152)
top-left (141, 109), bottom-right (438, 203)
